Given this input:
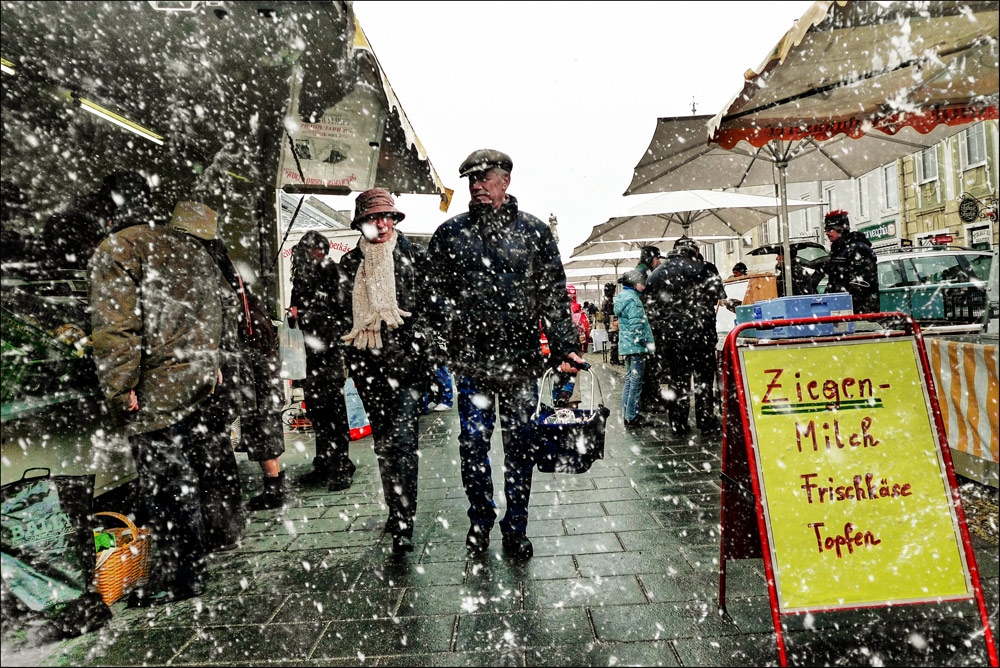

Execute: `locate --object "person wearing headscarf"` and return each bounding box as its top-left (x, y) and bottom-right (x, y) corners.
top-left (339, 188), bottom-right (435, 554)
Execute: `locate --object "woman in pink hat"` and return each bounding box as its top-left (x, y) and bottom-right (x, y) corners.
top-left (339, 189), bottom-right (438, 554)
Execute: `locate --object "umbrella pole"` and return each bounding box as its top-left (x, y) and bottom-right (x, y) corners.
top-left (777, 158), bottom-right (793, 298)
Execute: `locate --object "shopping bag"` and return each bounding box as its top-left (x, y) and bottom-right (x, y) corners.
top-left (279, 319), bottom-right (307, 380)
top-left (532, 367), bottom-right (610, 474)
top-left (2, 468), bottom-right (110, 639)
top-left (344, 379), bottom-right (372, 441)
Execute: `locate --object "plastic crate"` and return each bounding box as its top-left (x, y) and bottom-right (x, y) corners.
top-left (757, 294), bottom-right (854, 339)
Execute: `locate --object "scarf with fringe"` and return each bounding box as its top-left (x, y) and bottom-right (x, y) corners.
top-left (341, 231), bottom-right (410, 349)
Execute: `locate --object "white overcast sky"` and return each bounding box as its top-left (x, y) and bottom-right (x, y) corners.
top-left (351, 0), bottom-right (815, 258)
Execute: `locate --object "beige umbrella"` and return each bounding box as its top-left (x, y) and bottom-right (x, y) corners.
top-left (702, 0), bottom-right (998, 294)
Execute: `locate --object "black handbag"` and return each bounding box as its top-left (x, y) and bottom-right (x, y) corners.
top-left (532, 367), bottom-right (610, 474)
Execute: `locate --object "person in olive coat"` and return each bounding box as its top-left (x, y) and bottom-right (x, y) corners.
top-left (89, 179), bottom-right (240, 606)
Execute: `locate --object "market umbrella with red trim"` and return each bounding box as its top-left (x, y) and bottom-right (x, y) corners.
top-left (628, 1), bottom-right (997, 294)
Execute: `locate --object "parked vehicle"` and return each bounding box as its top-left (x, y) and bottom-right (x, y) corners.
top-left (875, 246), bottom-right (992, 325)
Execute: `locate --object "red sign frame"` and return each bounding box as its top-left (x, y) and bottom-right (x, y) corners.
top-left (718, 312), bottom-right (998, 667)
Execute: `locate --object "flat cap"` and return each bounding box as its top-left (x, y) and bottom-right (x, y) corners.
top-left (459, 149), bottom-right (513, 177)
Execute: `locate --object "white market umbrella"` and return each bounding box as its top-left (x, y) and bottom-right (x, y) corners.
top-left (578, 190), bottom-right (819, 250)
top-left (562, 250), bottom-right (641, 280)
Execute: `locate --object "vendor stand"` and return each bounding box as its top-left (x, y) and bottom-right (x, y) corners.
top-left (717, 312), bottom-right (997, 666)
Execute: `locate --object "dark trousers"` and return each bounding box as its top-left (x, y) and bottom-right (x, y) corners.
top-left (662, 343), bottom-right (718, 430)
top-left (353, 373), bottom-right (423, 538)
top-left (642, 347), bottom-right (666, 410)
top-left (129, 399), bottom-right (243, 592)
top-left (301, 348), bottom-right (354, 479)
top-left (692, 346), bottom-right (720, 430)
top-left (457, 375), bottom-right (538, 535)
top-left (241, 346), bottom-right (285, 462)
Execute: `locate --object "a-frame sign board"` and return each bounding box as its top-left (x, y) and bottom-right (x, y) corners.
top-left (718, 313), bottom-right (998, 667)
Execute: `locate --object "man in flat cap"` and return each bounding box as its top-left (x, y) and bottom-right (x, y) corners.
top-left (428, 149), bottom-right (586, 561)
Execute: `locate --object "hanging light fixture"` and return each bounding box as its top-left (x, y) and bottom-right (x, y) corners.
top-left (69, 90), bottom-right (164, 146)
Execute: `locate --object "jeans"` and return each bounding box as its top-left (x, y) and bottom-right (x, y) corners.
top-left (457, 375), bottom-right (538, 535)
top-left (422, 366), bottom-right (454, 412)
top-left (622, 353), bottom-right (647, 421)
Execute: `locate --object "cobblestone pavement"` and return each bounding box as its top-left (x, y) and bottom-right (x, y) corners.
top-left (21, 355), bottom-right (1000, 666)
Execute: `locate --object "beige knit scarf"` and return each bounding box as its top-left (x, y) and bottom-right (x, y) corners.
top-left (341, 231), bottom-right (411, 349)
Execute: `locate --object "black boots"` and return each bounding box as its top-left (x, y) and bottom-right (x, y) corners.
top-left (501, 533), bottom-right (533, 561)
top-left (466, 523), bottom-right (493, 555)
top-left (247, 472), bottom-right (286, 512)
top-left (391, 535), bottom-right (415, 554)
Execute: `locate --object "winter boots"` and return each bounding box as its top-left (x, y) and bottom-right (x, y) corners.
top-left (247, 472), bottom-right (286, 511)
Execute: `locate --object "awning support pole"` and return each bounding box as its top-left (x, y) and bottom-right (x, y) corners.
top-left (775, 141), bottom-right (793, 297)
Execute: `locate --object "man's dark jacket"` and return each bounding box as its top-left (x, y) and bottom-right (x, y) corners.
top-left (339, 231), bottom-right (435, 382)
top-left (428, 196), bottom-right (577, 381)
top-left (645, 250), bottom-right (724, 348)
top-left (825, 230), bottom-right (880, 313)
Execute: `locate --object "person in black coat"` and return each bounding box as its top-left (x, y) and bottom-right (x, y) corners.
top-left (340, 189), bottom-right (434, 554)
top-left (644, 238), bottom-right (724, 434)
top-left (428, 149), bottom-right (586, 561)
top-left (823, 210), bottom-right (880, 313)
top-left (290, 230), bottom-right (355, 491)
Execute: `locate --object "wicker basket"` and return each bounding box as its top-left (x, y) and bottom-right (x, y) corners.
top-left (93, 511), bottom-right (151, 605)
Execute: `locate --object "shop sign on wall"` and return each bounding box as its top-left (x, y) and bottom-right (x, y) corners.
top-left (278, 75), bottom-right (385, 192)
top-left (739, 338), bottom-right (972, 612)
top-left (859, 221), bottom-right (896, 242)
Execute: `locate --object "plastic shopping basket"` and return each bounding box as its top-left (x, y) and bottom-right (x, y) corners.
top-left (532, 366), bottom-right (610, 474)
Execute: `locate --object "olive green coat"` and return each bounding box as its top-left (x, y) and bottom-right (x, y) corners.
top-left (88, 223), bottom-right (239, 435)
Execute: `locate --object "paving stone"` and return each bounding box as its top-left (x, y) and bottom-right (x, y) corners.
top-left (532, 476), bottom-right (599, 492)
top-left (591, 601), bottom-right (740, 642)
top-left (454, 609), bottom-right (594, 651)
top-left (529, 533), bottom-right (624, 557)
top-left (524, 641), bottom-right (680, 666)
top-left (525, 519), bottom-right (568, 537)
top-left (273, 588), bottom-right (403, 622)
top-left (149, 594), bottom-right (282, 628)
top-left (59, 627), bottom-right (195, 666)
top-left (312, 615), bottom-right (456, 659)
top-left (247, 516), bottom-right (353, 535)
top-left (235, 534), bottom-right (297, 552)
top-left (563, 514), bottom-right (661, 535)
top-left (523, 575), bottom-right (647, 609)
top-left (651, 509), bottom-right (720, 527)
top-left (531, 503), bottom-right (607, 520)
top-left (603, 499), bottom-right (691, 516)
top-left (288, 531), bottom-right (381, 550)
top-left (619, 527), bottom-right (720, 551)
top-left (465, 556), bottom-right (579, 585)
top-left (591, 476), bottom-right (635, 489)
top-left (377, 649), bottom-right (524, 666)
top-left (576, 549), bottom-right (689, 578)
top-left (399, 584), bottom-right (521, 616)
top-left (672, 632), bottom-right (781, 667)
top-left (358, 560), bottom-right (466, 588)
top-left (178, 622), bottom-right (324, 663)
top-left (554, 487), bottom-right (642, 505)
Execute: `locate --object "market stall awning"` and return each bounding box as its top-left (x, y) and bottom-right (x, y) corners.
top-left (708, 0), bottom-right (999, 149)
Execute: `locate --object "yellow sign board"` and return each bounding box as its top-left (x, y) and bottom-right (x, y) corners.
top-left (740, 337), bottom-right (972, 612)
